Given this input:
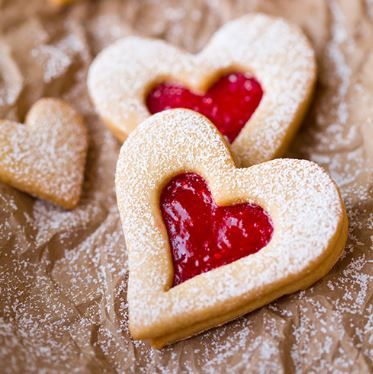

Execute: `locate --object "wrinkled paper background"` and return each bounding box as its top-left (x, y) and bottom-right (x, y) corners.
top-left (0, 0), bottom-right (372, 372)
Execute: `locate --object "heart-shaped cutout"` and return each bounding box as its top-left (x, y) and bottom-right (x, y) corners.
top-left (147, 72), bottom-right (263, 143)
top-left (89, 14), bottom-right (316, 166)
top-left (0, 98), bottom-right (88, 209)
top-left (116, 109), bottom-right (347, 348)
top-left (161, 172), bottom-right (273, 286)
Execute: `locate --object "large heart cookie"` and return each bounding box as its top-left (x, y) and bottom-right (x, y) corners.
top-left (116, 109), bottom-right (347, 348)
top-left (90, 13), bottom-right (316, 166)
top-left (0, 98), bottom-right (88, 209)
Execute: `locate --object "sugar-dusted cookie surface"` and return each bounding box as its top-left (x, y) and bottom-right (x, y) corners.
top-left (90, 13), bottom-right (316, 166)
top-left (116, 109), bottom-right (347, 348)
top-left (0, 98), bottom-right (88, 209)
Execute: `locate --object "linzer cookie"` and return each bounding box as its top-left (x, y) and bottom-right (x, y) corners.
top-left (89, 13), bottom-right (316, 166)
top-left (115, 109), bottom-right (348, 348)
top-left (0, 98), bottom-right (88, 209)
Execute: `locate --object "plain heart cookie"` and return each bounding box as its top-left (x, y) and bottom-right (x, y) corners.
top-left (0, 98), bottom-right (88, 209)
top-left (115, 109), bottom-right (347, 348)
top-left (90, 13), bottom-right (316, 166)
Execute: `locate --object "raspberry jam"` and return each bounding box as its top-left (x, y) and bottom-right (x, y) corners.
top-left (146, 72), bottom-right (263, 143)
top-left (160, 173), bottom-right (273, 286)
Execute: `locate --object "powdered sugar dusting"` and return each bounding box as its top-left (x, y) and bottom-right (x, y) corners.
top-left (0, 0), bottom-right (371, 372)
top-left (0, 98), bottom-right (88, 208)
top-left (0, 41), bottom-right (23, 107)
top-left (116, 109), bottom-right (346, 344)
top-left (88, 13), bottom-right (315, 166)
top-left (31, 45), bottom-right (72, 83)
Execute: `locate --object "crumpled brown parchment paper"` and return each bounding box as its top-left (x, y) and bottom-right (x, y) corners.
top-left (0, 0), bottom-right (372, 373)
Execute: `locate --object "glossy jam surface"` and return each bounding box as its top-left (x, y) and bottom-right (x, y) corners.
top-left (160, 173), bottom-right (273, 286)
top-left (146, 72), bottom-right (263, 143)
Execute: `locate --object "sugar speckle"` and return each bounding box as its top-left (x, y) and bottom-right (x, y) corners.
top-left (0, 0), bottom-right (371, 372)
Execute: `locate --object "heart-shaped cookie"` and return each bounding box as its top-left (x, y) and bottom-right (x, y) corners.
top-left (116, 109), bottom-right (347, 348)
top-left (0, 98), bottom-right (88, 209)
top-left (90, 13), bottom-right (316, 166)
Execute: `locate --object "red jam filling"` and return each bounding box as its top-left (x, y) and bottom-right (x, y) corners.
top-left (160, 173), bottom-right (273, 286)
top-left (146, 72), bottom-right (263, 143)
